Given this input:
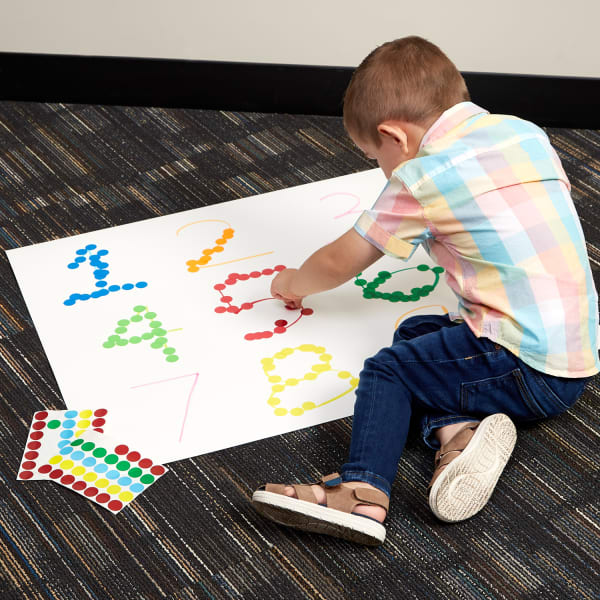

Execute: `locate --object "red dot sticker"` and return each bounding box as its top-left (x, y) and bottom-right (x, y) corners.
top-left (25, 451), bottom-right (39, 460)
top-left (34, 411), bottom-right (48, 420)
top-left (32, 422), bottom-right (46, 431)
top-left (30, 431), bottom-right (44, 441)
top-left (92, 418), bottom-right (105, 427)
top-left (94, 428), bottom-right (104, 434)
top-left (96, 493), bottom-right (110, 504)
top-left (49, 469), bottom-right (63, 480)
top-left (38, 465), bottom-right (52, 474)
top-left (138, 458), bottom-right (153, 469)
top-left (150, 465), bottom-right (166, 476)
top-left (301, 308), bottom-right (314, 316)
top-left (274, 320), bottom-right (288, 327)
top-left (214, 306), bottom-right (227, 314)
top-left (84, 487), bottom-right (98, 497)
top-left (274, 327), bottom-right (286, 334)
top-left (19, 471), bottom-right (33, 480)
top-left (94, 408), bottom-right (108, 417)
top-left (114, 445), bottom-right (129, 455)
top-left (127, 451), bottom-right (141, 462)
top-left (61, 475), bottom-right (75, 485)
top-left (72, 481), bottom-right (86, 491)
top-left (108, 500), bottom-right (123, 512)
top-left (213, 283), bottom-right (226, 291)
top-left (27, 441), bottom-right (42, 450)
top-left (22, 461), bottom-right (36, 470)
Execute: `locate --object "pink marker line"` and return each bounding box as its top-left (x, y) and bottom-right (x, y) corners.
top-left (131, 372), bottom-right (200, 443)
top-left (320, 192), bottom-right (362, 219)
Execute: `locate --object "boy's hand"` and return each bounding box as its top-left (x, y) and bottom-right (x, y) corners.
top-left (271, 268), bottom-right (304, 309)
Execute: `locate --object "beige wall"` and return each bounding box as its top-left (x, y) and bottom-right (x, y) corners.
top-left (1, 0), bottom-right (599, 77)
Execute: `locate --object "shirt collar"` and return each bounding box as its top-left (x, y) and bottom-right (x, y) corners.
top-left (419, 102), bottom-right (489, 149)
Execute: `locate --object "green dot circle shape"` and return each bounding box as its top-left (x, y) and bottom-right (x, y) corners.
top-left (133, 305), bottom-right (146, 313)
top-left (145, 312), bottom-right (157, 319)
top-left (140, 474), bottom-right (155, 484)
top-left (81, 442), bottom-right (95, 452)
top-left (128, 467), bottom-right (142, 478)
top-left (116, 461), bottom-right (130, 471)
top-left (93, 447), bottom-right (107, 458)
top-left (105, 454), bottom-right (118, 464)
top-left (166, 355), bottom-right (179, 363)
top-left (47, 420), bottom-right (61, 429)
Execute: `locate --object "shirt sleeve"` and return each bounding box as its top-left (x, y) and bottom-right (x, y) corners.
top-left (354, 175), bottom-right (430, 260)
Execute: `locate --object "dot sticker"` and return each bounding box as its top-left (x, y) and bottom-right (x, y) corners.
top-left (260, 345), bottom-right (358, 416)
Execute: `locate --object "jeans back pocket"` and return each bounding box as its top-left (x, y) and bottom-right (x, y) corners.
top-left (460, 368), bottom-right (547, 422)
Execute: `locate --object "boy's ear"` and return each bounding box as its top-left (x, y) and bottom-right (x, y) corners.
top-left (377, 122), bottom-right (409, 153)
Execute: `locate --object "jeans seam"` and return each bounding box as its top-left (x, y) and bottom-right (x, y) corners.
top-left (531, 370), bottom-right (573, 411)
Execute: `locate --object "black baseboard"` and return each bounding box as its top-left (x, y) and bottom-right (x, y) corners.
top-left (0, 52), bottom-right (598, 128)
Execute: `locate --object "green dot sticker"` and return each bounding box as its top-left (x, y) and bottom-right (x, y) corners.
top-left (93, 447), bottom-right (107, 458)
top-left (128, 467), bottom-right (142, 478)
top-left (140, 474), bottom-right (155, 484)
top-left (47, 420), bottom-right (61, 429)
top-left (102, 308), bottom-right (180, 363)
top-left (354, 264), bottom-right (444, 302)
top-left (105, 454), bottom-right (118, 464)
top-left (117, 461), bottom-right (130, 471)
top-left (81, 442), bottom-right (95, 452)
top-left (71, 439), bottom-right (84, 447)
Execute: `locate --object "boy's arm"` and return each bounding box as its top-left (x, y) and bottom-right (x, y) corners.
top-left (271, 228), bottom-right (383, 307)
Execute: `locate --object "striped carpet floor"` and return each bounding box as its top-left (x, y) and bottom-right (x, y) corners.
top-left (0, 102), bottom-right (598, 599)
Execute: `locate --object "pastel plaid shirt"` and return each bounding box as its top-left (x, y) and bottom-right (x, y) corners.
top-left (355, 102), bottom-right (600, 377)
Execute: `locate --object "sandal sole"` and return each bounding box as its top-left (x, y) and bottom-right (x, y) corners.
top-left (429, 413), bottom-right (517, 523)
top-left (252, 490), bottom-right (386, 546)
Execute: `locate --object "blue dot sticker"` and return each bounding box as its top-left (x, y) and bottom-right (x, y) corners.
top-left (60, 447), bottom-right (73, 455)
top-left (71, 451), bottom-right (85, 461)
top-left (129, 483), bottom-right (144, 493)
top-left (106, 470), bottom-right (120, 480)
top-left (94, 463), bottom-right (108, 473)
top-left (62, 420), bottom-right (76, 429)
top-left (65, 410), bottom-right (78, 418)
top-left (117, 477), bottom-right (132, 486)
top-left (60, 430), bottom-right (74, 439)
top-left (82, 457), bottom-right (96, 467)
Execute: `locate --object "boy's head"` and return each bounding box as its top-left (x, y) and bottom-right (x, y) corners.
top-left (343, 36), bottom-right (470, 164)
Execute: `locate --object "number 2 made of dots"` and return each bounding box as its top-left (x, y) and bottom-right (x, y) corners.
top-left (63, 244), bottom-right (148, 306)
top-left (102, 305), bottom-right (180, 363)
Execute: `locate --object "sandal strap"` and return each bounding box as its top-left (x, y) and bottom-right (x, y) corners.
top-left (429, 422), bottom-right (479, 490)
top-left (319, 473), bottom-right (389, 513)
top-left (263, 473), bottom-right (389, 513)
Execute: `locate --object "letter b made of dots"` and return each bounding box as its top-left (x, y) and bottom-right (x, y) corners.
top-left (64, 244), bottom-right (148, 306)
top-left (102, 305), bottom-right (179, 363)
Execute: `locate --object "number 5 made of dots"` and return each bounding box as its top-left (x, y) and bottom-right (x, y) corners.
top-left (102, 305), bottom-right (180, 363)
top-left (63, 244), bottom-right (148, 306)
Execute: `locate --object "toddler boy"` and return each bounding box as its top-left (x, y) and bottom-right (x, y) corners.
top-left (252, 36), bottom-right (599, 545)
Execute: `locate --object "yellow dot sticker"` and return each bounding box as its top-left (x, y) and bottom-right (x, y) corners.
top-left (83, 472), bottom-right (97, 482)
top-left (261, 344), bottom-right (358, 417)
top-left (79, 410), bottom-right (93, 418)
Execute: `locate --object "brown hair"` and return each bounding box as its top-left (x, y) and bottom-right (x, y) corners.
top-left (343, 36), bottom-right (470, 146)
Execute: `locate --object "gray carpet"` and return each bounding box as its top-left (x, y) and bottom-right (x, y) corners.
top-left (0, 101), bottom-right (598, 599)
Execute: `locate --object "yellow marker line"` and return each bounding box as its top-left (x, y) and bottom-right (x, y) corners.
top-left (176, 219), bottom-right (230, 236)
top-left (314, 382), bottom-right (357, 408)
top-left (394, 304), bottom-right (448, 330)
top-left (188, 250), bottom-right (275, 270)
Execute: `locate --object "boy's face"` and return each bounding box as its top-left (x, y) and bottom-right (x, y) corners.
top-left (349, 122), bottom-right (419, 179)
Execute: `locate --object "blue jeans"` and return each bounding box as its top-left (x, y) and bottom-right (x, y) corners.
top-left (340, 314), bottom-right (591, 497)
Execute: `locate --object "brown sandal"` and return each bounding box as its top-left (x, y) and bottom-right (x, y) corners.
top-left (428, 414), bottom-right (517, 523)
top-left (252, 473), bottom-right (389, 545)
